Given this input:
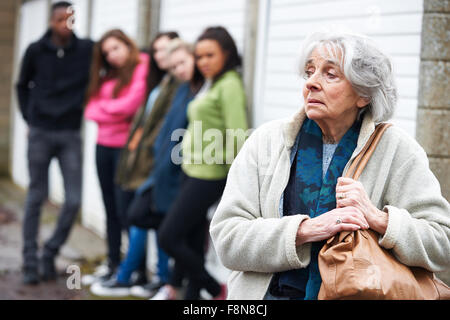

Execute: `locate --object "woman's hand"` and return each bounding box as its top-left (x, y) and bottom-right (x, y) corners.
top-left (296, 206), bottom-right (369, 246)
top-left (335, 177), bottom-right (388, 235)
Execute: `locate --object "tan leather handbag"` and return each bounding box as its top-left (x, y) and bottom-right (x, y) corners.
top-left (317, 123), bottom-right (450, 300)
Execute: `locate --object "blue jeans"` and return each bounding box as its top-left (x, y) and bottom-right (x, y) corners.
top-left (117, 226), bottom-right (169, 284)
top-left (22, 127), bottom-right (82, 268)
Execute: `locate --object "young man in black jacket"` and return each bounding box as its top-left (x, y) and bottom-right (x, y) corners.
top-left (16, 1), bottom-right (94, 285)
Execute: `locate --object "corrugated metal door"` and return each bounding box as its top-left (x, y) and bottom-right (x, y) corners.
top-left (159, 0), bottom-right (246, 52)
top-left (12, 0), bottom-right (48, 190)
top-left (254, 0), bottom-right (423, 137)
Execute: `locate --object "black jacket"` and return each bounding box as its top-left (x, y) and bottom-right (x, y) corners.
top-left (16, 29), bottom-right (94, 131)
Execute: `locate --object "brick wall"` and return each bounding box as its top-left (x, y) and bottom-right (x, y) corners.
top-left (417, 0), bottom-right (450, 201)
top-left (0, 0), bottom-right (18, 177)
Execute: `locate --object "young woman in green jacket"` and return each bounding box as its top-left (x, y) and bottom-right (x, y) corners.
top-left (156, 26), bottom-right (248, 300)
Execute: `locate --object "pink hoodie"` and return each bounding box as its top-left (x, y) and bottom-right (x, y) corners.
top-left (84, 53), bottom-right (149, 148)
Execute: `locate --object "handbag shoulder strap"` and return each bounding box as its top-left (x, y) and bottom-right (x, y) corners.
top-left (345, 123), bottom-right (392, 180)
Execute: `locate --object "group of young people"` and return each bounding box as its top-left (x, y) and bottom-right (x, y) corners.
top-left (17, 1), bottom-right (248, 300)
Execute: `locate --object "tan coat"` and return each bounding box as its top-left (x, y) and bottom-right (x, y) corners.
top-left (210, 108), bottom-right (450, 299)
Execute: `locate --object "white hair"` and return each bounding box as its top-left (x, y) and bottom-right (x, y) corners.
top-left (298, 31), bottom-right (398, 122)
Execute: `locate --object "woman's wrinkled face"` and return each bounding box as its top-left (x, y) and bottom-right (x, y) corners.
top-left (102, 36), bottom-right (131, 69)
top-left (168, 48), bottom-right (195, 82)
top-left (302, 47), bottom-right (367, 122)
top-left (153, 36), bottom-right (171, 70)
top-left (195, 39), bottom-right (227, 79)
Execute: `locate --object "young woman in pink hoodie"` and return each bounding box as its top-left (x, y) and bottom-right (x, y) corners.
top-left (84, 29), bottom-right (149, 278)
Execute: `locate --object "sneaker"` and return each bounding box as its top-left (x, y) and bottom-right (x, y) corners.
top-left (23, 266), bottom-right (39, 285)
top-left (129, 270), bottom-right (148, 286)
top-left (90, 277), bottom-right (131, 297)
top-left (149, 285), bottom-right (177, 300)
top-left (81, 264), bottom-right (115, 287)
top-left (40, 257), bottom-right (57, 281)
top-left (130, 280), bottom-right (165, 299)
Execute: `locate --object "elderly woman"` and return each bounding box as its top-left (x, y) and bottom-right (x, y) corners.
top-left (209, 31), bottom-right (450, 300)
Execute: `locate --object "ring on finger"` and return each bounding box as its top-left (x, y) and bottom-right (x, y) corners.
top-left (336, 217), bottom-right (343, 224)
top-left (336, 192), bottom-right (346, 200)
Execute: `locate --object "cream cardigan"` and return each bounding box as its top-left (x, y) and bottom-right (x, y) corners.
top-left (210, 109), bottom-right (450, 300)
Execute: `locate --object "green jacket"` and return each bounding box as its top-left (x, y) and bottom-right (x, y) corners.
top-left (181, 70), bottom-right (248, 180)
top-left (116, 75), bottom-right (180, 190)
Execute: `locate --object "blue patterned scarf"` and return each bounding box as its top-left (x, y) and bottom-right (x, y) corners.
top-left (275, 117), bottom-right (361, 300)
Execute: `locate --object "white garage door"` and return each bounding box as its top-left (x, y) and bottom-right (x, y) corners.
top-left (90, 0), bottom-right (139, 40)
top-left (159, 0), bottom-right (246, 52)
top-left (254, 0), bottom-right (423, 137)
top-left (12, 0), bottom-right (49, 192)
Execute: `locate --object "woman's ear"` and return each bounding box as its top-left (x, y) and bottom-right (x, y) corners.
top-left (356, 96), bottom-right (370, 108)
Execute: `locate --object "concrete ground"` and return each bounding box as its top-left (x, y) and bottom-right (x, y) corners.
top-left (0, 178), bottom-right (230, 300)
top-left (0, 178), bottom-right (106, 300)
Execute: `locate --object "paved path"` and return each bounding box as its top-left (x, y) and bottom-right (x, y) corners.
top-left (0, 178), bottom-right (231, 300)
top-left (0, 178), bottom-right (105, 300)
